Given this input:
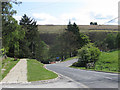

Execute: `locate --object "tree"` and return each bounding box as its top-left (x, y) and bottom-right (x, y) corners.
top-left (103, 33), bottom-right (117, 50)
top-left (90, 22), bottom-right (97, 25)
top-left (90, 22), bottom-right (93, 25)
top-left (65, 21), bottom-right (90, 55)
top-left (78, 33), bottom-right (90, 48)
top-left (66, 21), bottom-right (79, 35)
top-left (72, 22), bottom-right (80, 35)
top-left (48, 31), bottom-right (76, 61)
top-left (94, 22), bottom-right (97, 25)
top-left (2, 1), bottom-right (24, 57)
top-left (116, 33), bottom-right (120, 49)
top-left (19, 14), bottom-right (39, 58)
top-left (73, 43), bottom-right (101, 68)
top-left (35, 41), bottom-right (49, 64)
top-left (49, 33), bottom-right (67, 61)
top-left (58, 31), bottom-right (77, 59)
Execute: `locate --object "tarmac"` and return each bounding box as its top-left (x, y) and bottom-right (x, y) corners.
top-left (1, 59), bottom-right (86, 88)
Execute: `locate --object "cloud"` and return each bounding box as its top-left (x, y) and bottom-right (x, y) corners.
top-left (33, 13), bottom-right (59, 24)
top-left (19, 0), bottom-right (85, 2)
top-left (14, 0), bottom-right (119, 25)
top-left (32, 10), bottom-right (117, 25)
top-left (79, 0), bottom-right (118, 25)
top-left (32, 12), bottom-right (92, 25)
top-left (13, 15), bottom-right (22, 24)
top-left (31, 0), bottom-right (118, 25)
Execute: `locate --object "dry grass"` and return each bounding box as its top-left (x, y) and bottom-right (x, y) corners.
top-left (38, 25), bottom-right (118, 34)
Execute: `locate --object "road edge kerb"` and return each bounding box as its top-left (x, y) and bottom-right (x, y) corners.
top-left (43, 64), bottom-right (60, 81)
top-left (45, 64), bottom-right (89, 88)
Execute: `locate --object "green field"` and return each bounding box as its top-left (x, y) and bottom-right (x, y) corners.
top-left (27, 59), bottom-right (58, 81)
top-left (2, 57), bottom-right (19, 79)
top-left (70, 50), bottom-right (119, 73)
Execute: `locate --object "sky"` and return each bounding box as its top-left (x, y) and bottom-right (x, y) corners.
top-left (13, 0), bottom-right (119, 25)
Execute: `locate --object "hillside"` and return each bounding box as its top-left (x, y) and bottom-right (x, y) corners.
top-left (38, 25), bottom-right (118, 34)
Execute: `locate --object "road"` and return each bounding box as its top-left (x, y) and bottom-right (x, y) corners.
top-left (1, 59), bottom-right (86, 88)
top-left (46, 59), bottom-right (119, 88)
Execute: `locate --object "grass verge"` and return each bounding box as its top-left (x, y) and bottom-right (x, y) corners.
top-left (70, 50), bottom-right (119, 73)
top-left (27, 59), bottom-right (58, 82)
top-left (2, 57), bottom-right (19, 79)
top-left (0, 59), bottom-right (2, 81)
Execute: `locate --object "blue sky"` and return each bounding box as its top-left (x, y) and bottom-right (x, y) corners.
top-left (13, 0), bottom-right (119, 25)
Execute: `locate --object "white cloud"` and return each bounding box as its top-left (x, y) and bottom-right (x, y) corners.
top-left (32, 9), bottom-right (118, 25)
top-left (33, 13), bottom-right (60, 24)
top-left (31, 0), bottom-right (119, 25)
top-left (19, 0), bottom-right (85, 2)
top-left (75, 0), bottom-right (119, 25)
top-left (32, 11), bottom-right (92, 25)
top-left (13, 15), bottom-right (22, 24)
top-left (14, 0), bottom-right (119, 25)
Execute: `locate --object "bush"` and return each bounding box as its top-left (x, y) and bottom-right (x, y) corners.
top-left (76, 43), bottom-right (101, 67)
top-left (94, 33), bottom-right (118, 51)
top-left (72, 61), bottom-right (86, 67)
top-left (103, 33), bottom-right (117, 50)
top-left (41, 59), bottom-right (49, 64)
top-left (72, 62), bottom-right (79, 66)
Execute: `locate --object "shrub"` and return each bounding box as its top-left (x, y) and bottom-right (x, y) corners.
top-left (72, 62), bottom-right (79, 67)
top-left (41, 59), bottom-right (49, 64)
top-left (103, 33), bottom-right (117, 50)
top-left (76, 43), bottom-right (101, 67)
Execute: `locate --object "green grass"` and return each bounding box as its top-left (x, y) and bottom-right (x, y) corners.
top-left (0, 59), bottom-right (2, 81)
top-left (95, 50), bottom-right (119, 72)
top-left (62, 56), bottom-right (78, 62)
top-left (70, 50), bottom-right (119, 73)
top-left (2, 57), bottom-right (19, 79)
top-left (27, 59), bottom-right (58, 82)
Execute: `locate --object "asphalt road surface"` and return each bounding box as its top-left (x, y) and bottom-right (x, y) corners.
top-left (46, 59), bottom-right (119, 88)
top-left (1, 59), bottom-right (86, 88)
